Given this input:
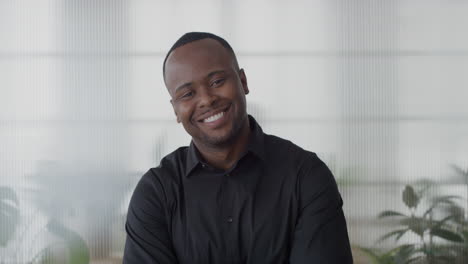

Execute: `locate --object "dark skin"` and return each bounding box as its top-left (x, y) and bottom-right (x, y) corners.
top-left (164, 39), bottom-right (250, 170)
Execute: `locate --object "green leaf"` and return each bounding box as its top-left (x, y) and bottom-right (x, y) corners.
top-left (402, 185), bottom-right (419, 209)
top-left (407, 255), bottom-right (424, 264)
top-left (432, 254), bottom-right (455, 264)
top-left (395, 229), bottom-right (408, 241)
top-left (359, 247), bottom-right (381, 263)
top-left (460, 230), bottom-right (468, 241)
top-left (432, 195), bottom-right (461, 203)
top-left (360, 248), bottom-right (395, 264)
top-left (423, 195), bottom-right (461, 217)
top-left (400, 217), bottom-right (428, 236)
top-left (29, 245), bottom-right (55, 264)
top-left (0, 187), bottom-right (19, 205)
top-left (378, 210), bottom-right (407, 218)
top-left (47, 219), bottom-right (90, 264)
top-left (394, 244), bottom-right (416, 264)
top-left (0, 186), bottom-right (20, 247)
top-left (430, 227), bottom-right (464, 242)
top-left (360, 245), bottom-right (418, 264)
top-left (378, 229), bottom-right (409, 242)
top-left (450, 164), bottom-right (468, 178)
top-left (431, 215), bottom-right (454, 230)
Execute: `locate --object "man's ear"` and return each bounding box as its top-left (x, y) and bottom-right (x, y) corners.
top-left (239, 68), bottom-right (249, 95)
top-left (170, 99), bottom-right (181, 123)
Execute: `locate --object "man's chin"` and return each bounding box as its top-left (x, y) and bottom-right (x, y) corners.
top-left (189, 118), bottom-right (245, 147)
top-left (199, 134), bottom-right (233, 147)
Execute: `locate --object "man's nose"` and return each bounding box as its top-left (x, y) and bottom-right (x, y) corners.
top-left (198, 87), bottom-right (217, 108)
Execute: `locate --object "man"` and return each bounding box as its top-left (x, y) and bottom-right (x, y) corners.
top-left (124, 32), bottom-right (353, 263)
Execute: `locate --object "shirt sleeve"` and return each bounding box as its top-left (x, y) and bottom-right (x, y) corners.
top-left (123, 169), bottom-right (179, 264)
top-left (289, 155), bottom-right (353, 264)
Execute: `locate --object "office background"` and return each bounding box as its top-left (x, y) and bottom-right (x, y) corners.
top-left (1, 0), bottom-right (467, 263)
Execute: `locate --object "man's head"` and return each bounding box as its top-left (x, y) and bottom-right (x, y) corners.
top-left (163, 32), bottom-right (249, 147)
top-left (163, 32), bottom-right (238, 79)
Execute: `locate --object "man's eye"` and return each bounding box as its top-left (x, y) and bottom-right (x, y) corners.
top-left (180, 91), bottom-right (193, 99)
top-left (211, 79), bottom-right (225, 87)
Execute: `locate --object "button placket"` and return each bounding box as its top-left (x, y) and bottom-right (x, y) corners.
top-left (224, 174), bottom-right (234, 223)
top-left (220, 172), bottom-right (237, 259)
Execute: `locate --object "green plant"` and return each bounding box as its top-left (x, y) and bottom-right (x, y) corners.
top-left (360, 244), bottom-right (416, 264)
top-left (0, 186), bottom-right (20, 248)
top-left (29, 219), bottom-right (90, 264)
top-left (362, 184), bottom-right (467, 263)
top-left (0, 187), bottom-right (90, 264)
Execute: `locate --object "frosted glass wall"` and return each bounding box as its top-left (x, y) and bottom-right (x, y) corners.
top-left (1, 0), bottom-right (467, 263)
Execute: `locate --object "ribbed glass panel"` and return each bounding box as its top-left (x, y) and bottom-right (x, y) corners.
top-left (1, 0), bottom-right (467, 263)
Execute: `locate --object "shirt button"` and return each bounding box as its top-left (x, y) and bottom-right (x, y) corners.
top-left (201, 163), bottom-right (206, 168)
top-left (227, 217), bottom-right (233, 223)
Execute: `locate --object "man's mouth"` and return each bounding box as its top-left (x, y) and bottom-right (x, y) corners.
top-left (203, 111), bottom-right (225, 123)
top-left (197, 104), bottom-right (231, 124)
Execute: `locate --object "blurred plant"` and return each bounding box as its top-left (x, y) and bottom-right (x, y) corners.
top-left (0, 186), bottom-right (89, 264)
top-left (450, 164), bottom-right (468, 221)
top-left (26, 160), bottom-right (133, 259)
top-left (0, 186), bottom-right (19, 247)
top-left (29, 219), bottom-right (90, 264)
top-left (360, 244), bottom-right (416, 264)
top-left (361, 182), bottom-right (468, 264)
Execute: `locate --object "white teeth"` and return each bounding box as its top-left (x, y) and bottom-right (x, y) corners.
top-left (203, 112), bottom-right (224, 123)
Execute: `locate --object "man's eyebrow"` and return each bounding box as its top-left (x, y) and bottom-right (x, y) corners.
top-left (175, 82), bottom-right (192, 93)
top-left (174, 70), bottom-right (226, 93)
top-left (207, 70), bottom-right (226, 79)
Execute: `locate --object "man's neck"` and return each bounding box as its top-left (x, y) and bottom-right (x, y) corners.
top-left (194, 118), bottom-right (250, 171)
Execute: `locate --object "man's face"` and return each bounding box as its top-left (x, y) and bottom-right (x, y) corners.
top-left (164, 38), bottom-right (249, 147)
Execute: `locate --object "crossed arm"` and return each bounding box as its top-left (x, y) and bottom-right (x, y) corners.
top-left (123, 163), bottom-right (353, 264)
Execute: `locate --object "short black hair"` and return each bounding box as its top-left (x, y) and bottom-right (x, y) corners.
top-left (163, 32), bottom-right (237, 79)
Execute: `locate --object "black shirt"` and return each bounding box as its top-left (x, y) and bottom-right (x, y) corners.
top-left (124, 116), bottom-right (353, 264)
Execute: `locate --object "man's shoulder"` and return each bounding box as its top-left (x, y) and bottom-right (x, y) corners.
top-left (131, 147), bottom-right (188, 207)
top-left (144, 146), bottom-right (189, 182)
top-left (160, 146), bottom-right (189, 168)
top-left (263, 133), bottom-right (320, 165)
top-left (261, 133), bottom-right (337, 199)
top-left (264, 133), bottom-right (305, 151)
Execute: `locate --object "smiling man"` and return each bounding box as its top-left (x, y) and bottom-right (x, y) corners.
top-left (123, 32), bottom-right (353, 264)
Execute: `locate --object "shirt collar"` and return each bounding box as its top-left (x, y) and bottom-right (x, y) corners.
top-left (184, 115), bottom-right (266, 177)
top-left (185, 140), bottom-right (202, 177)
top-left (245, 115), bottom-right (266, 161)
